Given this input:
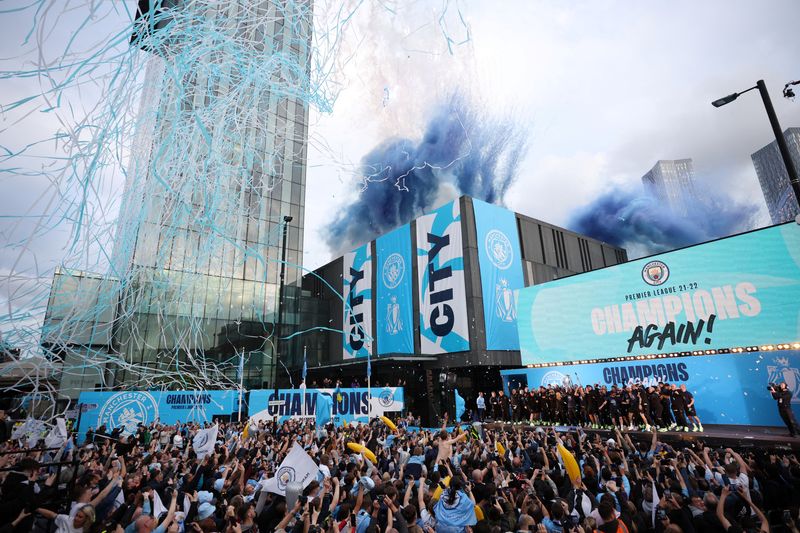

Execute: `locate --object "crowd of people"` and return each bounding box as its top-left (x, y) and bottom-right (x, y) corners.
top-left (475, 383), bottom-right (703, 433)
top-left (1, 408), bottom-right (800, 533)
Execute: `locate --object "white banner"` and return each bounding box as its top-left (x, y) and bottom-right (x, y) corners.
top-left (415, 201), bottom-right (470, 353)
top-left (261, 442), bottom-right (321, 495)
top-left (343, 243), bottom-right (373, 359)
top-left (44, 418), bottom-right (68, 449)
top-left (192, 424), bottom-right (218, 460)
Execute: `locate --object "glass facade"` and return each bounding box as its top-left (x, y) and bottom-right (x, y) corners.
top-left (42, 269), bottom-right (119, 396)
top-left (641, 159), bottom-right (697, 217)
top-left (108, 0), bottom-right (312, 390)
top-left (752, 127), bottom-right (800, 224)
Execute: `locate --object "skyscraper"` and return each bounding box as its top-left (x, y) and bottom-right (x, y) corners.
top-left (97, 1), bottom-right (312, 391)
top-left (751, 127), bottom-right (800, 224)
top-left (641, 159), bottom-right (697, 217)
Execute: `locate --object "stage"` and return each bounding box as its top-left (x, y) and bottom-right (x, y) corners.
top-left (483, 422), bottom-right (800, 450)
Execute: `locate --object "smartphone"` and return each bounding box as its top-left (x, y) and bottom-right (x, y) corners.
top-left (664, 489), bottom-right (671, 497)
top-left (784, 510), bottom-right (793, 524)
top-left (350, 514), bottom-right (357, 527)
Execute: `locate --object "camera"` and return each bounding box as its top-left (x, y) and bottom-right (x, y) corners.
top-left (768, 383), bottom-right (778, 391)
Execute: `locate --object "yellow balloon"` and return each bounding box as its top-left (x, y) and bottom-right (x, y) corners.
top-left (557, 443), bottom-right (581, 486)
top-left (474, 505), bottom-right (484, 521)
top-left (432, 475), bottom-right (451, 500)
top-left (496, 441), bottom-right (506, 456)
top-left (347, 442), bottom-right (378, 464)
top-left (380, 416), bottom-right (397, 432)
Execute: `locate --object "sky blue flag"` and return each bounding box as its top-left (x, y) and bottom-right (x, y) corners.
top-left (367, 353), bottom-right (371, 378)
top-left (434, 489), bottom-right (477, 530)
top-left (454, 388), bottom-right (465, 422)
top-left (302, 352), bottom-right (307, 382)
top-left (316, 392), bottom-right (333, 426)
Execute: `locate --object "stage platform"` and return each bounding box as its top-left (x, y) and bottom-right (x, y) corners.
top-left (482, 422), bottom-right (800, 450)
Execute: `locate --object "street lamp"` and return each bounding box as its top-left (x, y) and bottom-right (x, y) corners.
top-left (712, 79), bottom-right (800, 213)
top-left (274, 215), bottom-right (293, 399)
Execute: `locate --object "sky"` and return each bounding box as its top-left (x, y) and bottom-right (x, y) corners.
top-left (1, 0), bottom-right (799, 309)
top-left (305, 0), bottom-right (800, 267)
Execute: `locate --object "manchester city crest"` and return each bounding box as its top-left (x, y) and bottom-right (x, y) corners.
top-left (768, 357), bottom-right (800, 402)
top-left (541, 371), bottom-right (570, 388)
top-left (382, 253), bottom-right (405, 289)
top-left (642, 260), bottom-right (669, 286)
top-left (97, 391), bottom-right (158, 436)
top-left (485, 230), bottom-right (513, 270)
top-left (379, 388), bottom-right (394, 408)
top-left (276, 465), bottom-right (297, 491)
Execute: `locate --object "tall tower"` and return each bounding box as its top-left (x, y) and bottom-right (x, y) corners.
top-left (641, 159), bottom-right (697, 217)
top-left (111, 0), bottom-right (312, 388)
top-left (751, 127), bottom-right (800, 224)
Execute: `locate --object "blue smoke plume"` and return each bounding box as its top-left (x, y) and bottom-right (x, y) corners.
top-left (569, 186), bottom-right (761, 258)
top-left (325, 94), bottom-right (527, 253)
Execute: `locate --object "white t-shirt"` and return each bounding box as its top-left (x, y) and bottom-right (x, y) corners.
top-left (54, 514), bottom-right (84, 533)
top-left (319, 464), bottom-right (331, 478)
top-left (420, 508), bottom-right (436, 530)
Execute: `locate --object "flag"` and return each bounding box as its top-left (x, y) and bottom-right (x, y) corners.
top-left (367, 353), bottom-right (371, 378)
top-left (316, 393), bottom-right (333, 426)
top-left (144, 488), bottom-right (167, 518)
top-left (193, 424), bottom-right (218, 460)
top-left (454, 389), bottom-right (465, 422)
top-left (651, 479), bottom-right (660, 527)
top-left (45, 418), bottom-right (68, 449)
top-left (302, 352), bottom-right (307, 383)
top-left (434, 489), bottom-right (477, 529)
top-left (11, 419), bottom-right (33, 441)
top-left (261, 442), bottom-right (321, 496)
top-left (242, 421), bottom-right (250, 441)
top-left (335, 383), bottom-right (343, 403)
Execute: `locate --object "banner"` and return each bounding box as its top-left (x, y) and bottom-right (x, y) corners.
top-left (192, 424), bottom-right (218, 460)
top-left (473, 199), bottom-right (525, 350)
top-left (44, 418), bottom-right (68, 449)
top-left (517, 223), bottom-right (800, 364)
top-left (376, 224), bottom-right (414, 354)
top-left (262, 443), bottom-right (321, 495)
top-left (249, 386), bottom-right (404, 425)
top-left (343, 243), bottom-right (373, 359)
top-left (500, 350), bottom-right (800, 426)
top-left (76, 390), bottom-right (238, 441)
top-left (416, 200), bottom-right (470, 353)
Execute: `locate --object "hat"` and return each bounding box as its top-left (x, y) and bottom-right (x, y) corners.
top-left (606, 438), bottom-right (616, 447)
top-left (197, 491), bottom-right (214, 504)
top-left (197, 502), bottom-right (216, 520)
top-left (605, 480), bottom-right (618, 493)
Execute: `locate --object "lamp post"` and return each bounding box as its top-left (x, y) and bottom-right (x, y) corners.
top-left (273, 215), bottom-right (293, 400)
top-left (712, 79), bottom-right (800, 213)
